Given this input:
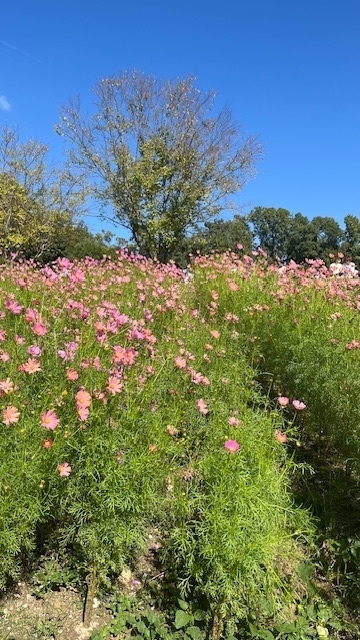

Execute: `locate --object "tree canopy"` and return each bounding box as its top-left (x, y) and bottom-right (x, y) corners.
top-left (56, 70), bottom-right (262, 262)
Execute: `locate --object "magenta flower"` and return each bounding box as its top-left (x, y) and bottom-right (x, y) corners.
top-left (224, 439), bottom-right (240, 453)
top-left (41, 410), bottom-right (60, 430)
top-left (57, 462), bottom-right (72, 477)
top-left (292, 399), bottom-right (306, 411)
top-left (28, 345), bottom-right (41, 357)
top-left (278, 396), bottom-right (289, 407)
top-left (5, 298), bottom-right (23, 314)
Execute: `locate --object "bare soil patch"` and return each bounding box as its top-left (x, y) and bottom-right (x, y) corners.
top-left (0, 583), bottom-right (112, 640)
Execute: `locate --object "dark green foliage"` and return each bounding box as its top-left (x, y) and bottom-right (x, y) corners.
top-left (247, 207), bottom-right (292, 261)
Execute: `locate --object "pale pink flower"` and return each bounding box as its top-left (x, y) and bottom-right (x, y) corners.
top-left (75, 389), bottom-right (92, 408)
top-left (275, 430), bottom-right (287, 443)
top-left (41, 410), bottom-right (60, 431)
top-left (0, 378), bottom-right (15, 394)
top-left (57, 462), bottom-right (72, 477)
top-left (224, 439), bottom-right (240, 453)
top-left (166, 425), bottom-right (178, 436)
top-left (278, 396), bottom-right (289, 408)
top-left (2, 405), bottom-right (20, 425)
top-left (31, 322), bottom-right (47, 336)
top-left (107, 376), bottom-right (122, 395)
top-left (23, 358), bottom-right (42, 374)
top-left (174, 356), bottom-right (187, 369)
top-left (292, 399), bottom-right (306, 411)
top-left (66, 368), bottom-right (79, 381)
top-left (228, 416), bottom-right (240, 427)
top-left (42, 438), bottom-right (53, 449)
top-left (197, 398), bottom-right (209, 415)
top-left (15, 335), bottom-right (25, 345)
top-left (210, 330), bottom-right (220, 339)
top-left (77, 407), bottom-right (89, 421)
top-left (24, 308), bottom-right (38, 323)
top-left (112, 345), bottom-right (137, 366)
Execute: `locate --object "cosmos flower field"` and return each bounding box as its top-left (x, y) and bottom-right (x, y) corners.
top-left (0, 249), bottom-right (359, 631)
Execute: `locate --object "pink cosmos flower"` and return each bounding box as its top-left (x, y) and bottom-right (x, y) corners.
top-left (66, 368), bottom-right (79, 381)
top-left (31, 322), bottom-right (47, 336)
top-left (15, 335), bottom-right (25, 345)
top-left (174, 356), bottom-right (187, 369)
top-left (197, 398), bottom-right (209, 415)
top-left (5, 299), bottom-right (23, 314)
top-left (228, 416), bottom-right (240, 427)
top-left (278, 396), bottom-right (289, 408)
top-left (42, 438), bottom-right (53, 449)
top-left (77, 407), bottom-right (89, 421)
top-left (57, 462), bottom-right (72, 477)
top-left (166, 425), bottom-right (178, 436)
top-left (75, 389), bottom-right (92, 408)
top-left (275, 430), bottom-right (287, 443)
top-left (0, 378), bottom-right (15, 394)
top-left (107, 376), bottom-right (122, 395)
top-left (41, 410), bottom-right (60, 431)
top-left (23, 358), bottom-right (42, 374)
top-left (224, 439), bottom-right (240, 453)
top-left (292, 399), bottom-right (306, 411)
top-left (210, 330), bottom-right (220, 339)
top-left (112, 345), bottom-right (137, 366)
top-left (28, 345), bottom-right (41, 357)
top-left (3, 405), bottom-right (20, 425)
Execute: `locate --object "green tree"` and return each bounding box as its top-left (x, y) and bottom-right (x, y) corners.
top-left (247, 207), bottom-right (291, 260)
top-left (0, 172), bottom-right (72, 259)
top-left (0, 126), bottom-right (85, 259)
top-left (56, 70), bottom-right (262, 262)
top-left (343, 214), bottom-right (360, 266)
top-left (286, 213), bottom-right (320, 263)
top-left (311, 216), bottom-right (344, 261)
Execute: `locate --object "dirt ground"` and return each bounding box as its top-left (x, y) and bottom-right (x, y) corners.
top-left (0, 583), bottom-right (113, 640)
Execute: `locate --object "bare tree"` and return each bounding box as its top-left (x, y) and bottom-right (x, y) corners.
top-left (0, 125), bottom-right (85, 216)
top-left (56, 71), bottom-right (262, 262)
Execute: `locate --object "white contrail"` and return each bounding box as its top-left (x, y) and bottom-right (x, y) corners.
top-left (0, 38), bottom-right (48, 65)
top-left (0, 39), bottom-right (18, 50)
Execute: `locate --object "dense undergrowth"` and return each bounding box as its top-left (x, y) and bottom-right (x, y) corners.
top-left (0, 250), bottom-right (359, 638)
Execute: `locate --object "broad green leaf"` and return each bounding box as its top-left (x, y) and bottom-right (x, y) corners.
top-left (175, 610), bottom-right (193, 629)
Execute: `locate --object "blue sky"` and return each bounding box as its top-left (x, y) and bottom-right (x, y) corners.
top-left (1, 0), bottom-right (359, 236)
